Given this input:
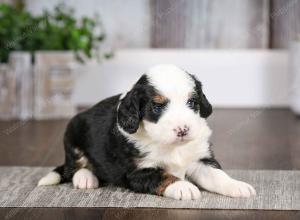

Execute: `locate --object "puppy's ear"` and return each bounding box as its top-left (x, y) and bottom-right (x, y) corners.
top-left (190, 74), bottom-right (212, 118)
top-left (199, 92), bottom-right (212, 118)
top-left (117, 88), bottom-right (142, 134)
top-left (118, 75), bottom-right (149, 134)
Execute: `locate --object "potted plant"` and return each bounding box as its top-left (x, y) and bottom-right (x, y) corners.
top-left (26, 4), bottom-right (108, 62)
top-left (0, 3), bottom-right (111, 119)
top-left (30, 4), bottom-right (110, 119)
top-left (0, 3), bottom-right (33, 119)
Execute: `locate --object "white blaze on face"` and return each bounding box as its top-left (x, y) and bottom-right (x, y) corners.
top-left (143, 64), bottom-right (211, 146)
top-left (146, 64), bottom-right (195, 99)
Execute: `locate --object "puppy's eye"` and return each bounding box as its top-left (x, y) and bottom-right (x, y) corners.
top-left (153, 104), bottom-right (163, 114)
top-left (187, 99), bottom-right (196, 109)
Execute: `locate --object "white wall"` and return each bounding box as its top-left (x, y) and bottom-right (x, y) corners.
top-left (73, 49), bottom-right (290, 108)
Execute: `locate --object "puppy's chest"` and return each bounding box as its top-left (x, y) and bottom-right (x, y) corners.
top-left (137, 142), bottom-right (210, 179)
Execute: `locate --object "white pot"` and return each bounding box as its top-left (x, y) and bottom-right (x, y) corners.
top-left (34, 51), bottom-right (78, 119)
top-left (290, 42), bottom-right (300, 115)
top-left (0, 64), bottom-right (17, 120)
top-left (9, 52), bottom-right (33, 120)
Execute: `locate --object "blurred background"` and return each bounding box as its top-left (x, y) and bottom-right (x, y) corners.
top-left (0, 0), bottom-right (300, 169)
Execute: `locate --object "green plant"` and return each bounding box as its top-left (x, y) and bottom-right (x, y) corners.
top-left (0, 3), bottom-right (33, 63)
top-left (0, 3), bottom-right (110, 63)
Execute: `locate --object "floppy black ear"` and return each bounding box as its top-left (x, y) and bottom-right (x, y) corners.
top-left (199, 92), bottom-right (212, 118)
top-left (190, 74), bottom-right (212, 118)
top-left (117, 74), bottom-right (150, 134)
top-left (117, 88), bottom-right (142, 134)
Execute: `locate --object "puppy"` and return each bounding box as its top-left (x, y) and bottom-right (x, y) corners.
top-left (38, 64), bottom-right (256, 200)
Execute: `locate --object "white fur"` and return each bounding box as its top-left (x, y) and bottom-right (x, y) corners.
top-left (132, 129), bottom-right (211, 179)
top-left (119, 64), bottom-right (212, 179)
top-left (143, 65), bottom-right (201, 146)
top-left (146, 64), bottom-right (195, 99)
top-left (118, 64), bottom-right (256, 199)
top-left (163, 180), bottom-right (201, 200)
top-left (119, 118), bottom-right (211, 179)
top-left (186, 162), bottom-right (256, 198)
top-left (73, 168), bottom-right (99, 189)
top-left (38, 171), bottom-right (61, 186)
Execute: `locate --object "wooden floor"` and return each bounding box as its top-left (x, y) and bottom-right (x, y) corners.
top-left (0, 109), bottom-right (300, 219)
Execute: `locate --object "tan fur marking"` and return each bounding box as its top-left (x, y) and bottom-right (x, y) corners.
top-left (74, 148), bottom-right (92, 169)
top-left (153, 94), bottom-right (167, 104)
top-left (155, 173), bottom-right (180, 196)
top-left (76, 156), bottom-right (89, 168)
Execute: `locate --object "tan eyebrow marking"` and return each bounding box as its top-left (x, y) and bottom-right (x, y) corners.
top-left (153, 94), bottom-right (167, 104)
top-left (188, 92), bottom-right (194, 98)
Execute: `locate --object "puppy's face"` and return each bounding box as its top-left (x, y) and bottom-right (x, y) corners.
top-left (118, 65), bottom-right (212, 146)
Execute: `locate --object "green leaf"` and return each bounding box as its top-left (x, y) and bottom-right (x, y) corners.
top-left (0, 2), bottom-right (109, 64)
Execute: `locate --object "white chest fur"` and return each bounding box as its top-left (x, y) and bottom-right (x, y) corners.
top-left (117, 120), bottom-right (212, 179)
top-left (137, 140), bottom-right (211, 179)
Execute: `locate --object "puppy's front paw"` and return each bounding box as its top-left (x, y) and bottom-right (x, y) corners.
top-left (221, 179), bottom-right (256, 198)
top-left (72, 168), bottom-right (99, 189)
top-left (163, 180), bottom-right (201, 200)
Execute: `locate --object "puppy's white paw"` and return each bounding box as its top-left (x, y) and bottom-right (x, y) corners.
top-left (163, 180), bottom-right (201, 200)
top-left (221, 179), bottom-right (256, 198)
top-left (72, 168), bottom-right (99, 189)
top-left (38, 171), bottom-right (61, 186)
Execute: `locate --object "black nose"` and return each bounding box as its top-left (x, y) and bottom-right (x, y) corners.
top-left (175, 126), bottom-right (189, 137)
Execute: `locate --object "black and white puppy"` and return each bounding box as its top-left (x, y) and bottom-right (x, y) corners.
top-left (38, 64), bottom-right (256, 200)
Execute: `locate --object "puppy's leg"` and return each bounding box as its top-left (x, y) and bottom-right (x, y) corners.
top-left (38, 165), bottom-right (77, 186)
top-left (73, 168), bottom-right (99, 189)
top-left (126, 168), bottom-right (201, 200)
top-left (186, 159), bottom-right (256, 198)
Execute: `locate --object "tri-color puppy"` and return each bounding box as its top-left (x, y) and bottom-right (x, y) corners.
top-left (38, 64), bottom-right (256, 200)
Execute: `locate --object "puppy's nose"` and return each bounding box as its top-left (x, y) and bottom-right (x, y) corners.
top-left (174, 125), bottom-right (189, 137)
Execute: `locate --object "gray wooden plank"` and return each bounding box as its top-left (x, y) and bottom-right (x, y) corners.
top-left (151, 0), bottom-right (270, 48)
top-left (150, 0), bottom-right (188, 48)
top-left (270, 0), bottom-right (300, 48)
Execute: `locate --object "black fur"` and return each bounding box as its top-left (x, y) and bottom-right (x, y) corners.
top-left (117, 75), bottom-right (149, 134)
top-left (200, 158), bottom-right (222, 169)
top-left (189, 74), bottom-right (213, 118)
top-left (198, 143), bottom-right (221, 169)
top-left (126, 167), bottom-right (167, 194)
top-left (52, 74), bottom-right (219, 196)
